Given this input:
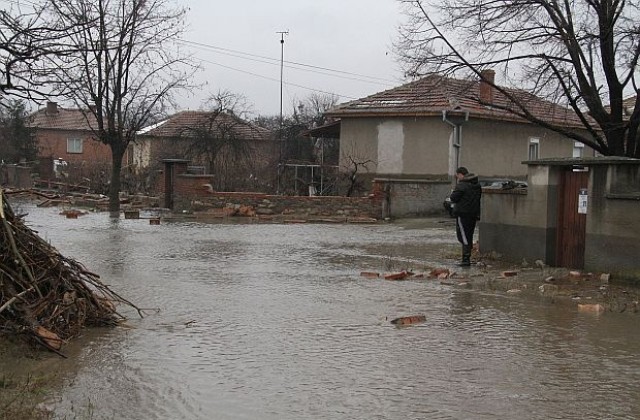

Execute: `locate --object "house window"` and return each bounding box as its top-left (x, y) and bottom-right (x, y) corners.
top-left (67, 138), bottom-right (83, 154)
top-left (572, 142), bottom-right (584, 158)
top-left (528, 138), bottom-right (540, 160)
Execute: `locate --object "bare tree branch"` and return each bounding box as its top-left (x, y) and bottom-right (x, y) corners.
top-left (396, 0), bottom-right (640, 157)
top-left (45, 0), bottom-right (196, 212)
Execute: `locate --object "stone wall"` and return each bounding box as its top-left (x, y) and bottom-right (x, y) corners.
top-left (179, 191), bottom-right (383, 220)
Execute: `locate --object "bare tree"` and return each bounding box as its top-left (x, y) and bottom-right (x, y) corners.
top-left (396, 0), bottom-right (640, 158)
top-left (254, 93), bottom-right (342, 195)
top-left (293, 92), bottom-right (340, 128)
top-left (0, 100), bottom-right (37, 163)
top-left (339, 142), bottom-right (376, 197)
top-left (47, 0), bottom-right (193, 212)
top-left (0, 2), bottom-right (73, 103)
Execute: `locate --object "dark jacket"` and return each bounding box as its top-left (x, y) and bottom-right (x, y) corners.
top-left (449, 174), bottom-right (482, 216)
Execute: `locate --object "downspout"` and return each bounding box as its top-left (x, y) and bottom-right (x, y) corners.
top-left (442, 110), bottom-right (469, 178)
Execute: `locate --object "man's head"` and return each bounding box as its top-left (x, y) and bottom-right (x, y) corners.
top-left (455, 166), bottom-right (469, 180)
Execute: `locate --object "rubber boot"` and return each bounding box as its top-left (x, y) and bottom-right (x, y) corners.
top-left (458, 245), bottom-right (472, 267)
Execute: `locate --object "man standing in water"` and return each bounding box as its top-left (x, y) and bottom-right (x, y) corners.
top-left (449, 167), bottom-right (482, 267)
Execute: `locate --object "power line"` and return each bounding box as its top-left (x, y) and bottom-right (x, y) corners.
top-left (177, 38), bottom-right (397, 86)
top-left (198, 57), bottom-right (360, 100)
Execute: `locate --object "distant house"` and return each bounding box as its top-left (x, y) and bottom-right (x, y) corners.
top-left (315, 70), bottom-right (594, 215)
top-left (28, 101), bottom-right (113, 182)
top-left (133, 110), bottom-right (276, 192)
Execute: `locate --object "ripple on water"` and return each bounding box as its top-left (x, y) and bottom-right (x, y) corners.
top-left (5, 203), bottom-right (638, 420)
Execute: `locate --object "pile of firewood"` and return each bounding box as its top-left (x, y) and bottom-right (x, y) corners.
top-left (0, 190), bottom-right (140, 355)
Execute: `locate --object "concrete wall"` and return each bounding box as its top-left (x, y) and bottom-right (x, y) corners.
top-left (376, 178), bottom-right (451, 217)
top-left (584, 164), bottom-right (640, 277)
top-left (480, 159), bottom-right (640, 280)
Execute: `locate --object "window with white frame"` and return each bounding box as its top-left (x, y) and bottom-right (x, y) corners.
top-left (67, 138), bottom-right (83, 154)
top-left (572, 141), bottom-right (584, 158)
top-left (528, 137), bottom-right (540, 160)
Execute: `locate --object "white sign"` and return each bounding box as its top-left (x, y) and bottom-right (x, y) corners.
top-left (578, 189), bottom-right (588, 214)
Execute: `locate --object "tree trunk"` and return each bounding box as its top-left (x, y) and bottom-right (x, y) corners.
top-left (109, 146), bottom-right (125, 215)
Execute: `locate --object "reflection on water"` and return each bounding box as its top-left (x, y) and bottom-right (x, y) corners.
top-left (6, 202), bottom-right (640, 419)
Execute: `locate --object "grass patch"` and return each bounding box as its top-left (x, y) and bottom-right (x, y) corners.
top-left (0, 373), bottom-right (54, 420)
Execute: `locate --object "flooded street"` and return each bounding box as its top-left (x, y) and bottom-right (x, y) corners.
top-left (5, 202), bottom-right (640, 419)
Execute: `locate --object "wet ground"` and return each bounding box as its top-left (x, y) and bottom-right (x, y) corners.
top-left (2, 200), bottom-right (640, 419)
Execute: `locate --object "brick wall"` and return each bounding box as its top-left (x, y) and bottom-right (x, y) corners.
top-left (36, 129), bottom-right (112, 164)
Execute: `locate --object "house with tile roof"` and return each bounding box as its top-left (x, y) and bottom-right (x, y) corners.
top-left (28, 101), bottom-right (114, 182)
top-left (133, 110), bottom-right (276, 191)
top-left (317, 70), bottom-right (595, 216)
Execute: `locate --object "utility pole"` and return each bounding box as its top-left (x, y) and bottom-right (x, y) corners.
top-left (276, 30), bottom-right (288, 194)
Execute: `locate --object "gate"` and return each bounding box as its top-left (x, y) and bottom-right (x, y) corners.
top-left (556, 169), bottom-right (589, 268)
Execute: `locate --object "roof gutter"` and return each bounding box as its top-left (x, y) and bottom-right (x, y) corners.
top-left (442, 110), bottom-right (469, 127)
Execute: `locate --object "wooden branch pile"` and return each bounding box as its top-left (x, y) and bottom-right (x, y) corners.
top-left (0, 190), bottom-right (140, 355)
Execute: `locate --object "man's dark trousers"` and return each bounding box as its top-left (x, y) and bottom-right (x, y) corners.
top-left (456, 214), bottom-right (477, 265)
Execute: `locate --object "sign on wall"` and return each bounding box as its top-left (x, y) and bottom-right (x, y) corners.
top-left (578, 188), bottom-right (588, 214)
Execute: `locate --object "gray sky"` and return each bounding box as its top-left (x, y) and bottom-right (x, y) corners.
top-left (178, 0), bottom-right (405, 117)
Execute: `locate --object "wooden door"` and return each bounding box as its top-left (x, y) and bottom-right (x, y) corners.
top-left (556, 169), bottom-right (589, 268)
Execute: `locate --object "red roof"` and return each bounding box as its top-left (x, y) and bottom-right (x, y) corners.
top-left (326, 74), bottom-right (585, 127)
top-left (137, 111), bottom-right (271, 141)
top-left (29, 104), bottom-right (98, 131)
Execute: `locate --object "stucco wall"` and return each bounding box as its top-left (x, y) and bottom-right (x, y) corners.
top-left (339, 117), bottom-right (450, 178)
top-left (339, 116), bottom-right (593, 180)
top-left (481, 160), bottom-right (640, 280)
top-left (462, 120), bottom-right (590, 178)
top-left (584, 164), bottom-right (640, 277)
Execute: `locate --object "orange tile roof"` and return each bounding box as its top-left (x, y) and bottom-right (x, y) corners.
top-left (138, 110), bottom-right (271, 141)
top-left (326, 74), bottom-right (585, 127)
top-left (29, 106), bottom-right (98, 131)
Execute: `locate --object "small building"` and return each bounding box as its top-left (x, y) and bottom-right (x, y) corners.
top-left (322, 70), bottom-right (595, 216)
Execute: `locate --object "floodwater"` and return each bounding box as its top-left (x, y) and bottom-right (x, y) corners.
top-left (5, 202), bottom-right (640, 419)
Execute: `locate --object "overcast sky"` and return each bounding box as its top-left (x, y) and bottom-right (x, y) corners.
top-left (177, 0), bottom-right (406, 117)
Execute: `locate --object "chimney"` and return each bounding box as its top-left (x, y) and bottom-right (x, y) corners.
top-left (46, 101), bottom-right (58, 115)
top-left (479, 69), bottom-right (495, 104)
top-left (88, 104), bottom-right (97, 113)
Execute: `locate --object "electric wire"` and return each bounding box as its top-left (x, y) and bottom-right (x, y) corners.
top-left (198, 56), bottom-right (360, 101)
top-left (178, 38), bottom-right (396, 85)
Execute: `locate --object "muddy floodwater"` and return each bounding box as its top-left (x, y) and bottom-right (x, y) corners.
top-left (4, 201), bottom-right (640, 419)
